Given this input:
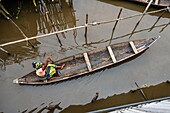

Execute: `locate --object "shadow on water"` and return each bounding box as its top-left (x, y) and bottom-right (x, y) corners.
top-left (60, 81), bottom-right (170, 113)
top-left (98, 0), bottom-right (170, 18)
top-left (19, 81), bottom-right (170, 113)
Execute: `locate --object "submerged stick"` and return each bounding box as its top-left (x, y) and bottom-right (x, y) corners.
top-left (135, 82), bottom-right (148, 101)
top-left (109, 8), bottom-right (123, 45)
top-left (91, 92), bottom-right (99, 103)
top-left (129, 0), bottom-right (153, 38)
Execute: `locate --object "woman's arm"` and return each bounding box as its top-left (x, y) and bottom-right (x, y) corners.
top-left (42, 57), bottom-right (52, 71)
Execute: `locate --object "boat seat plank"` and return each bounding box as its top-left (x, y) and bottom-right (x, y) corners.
top-left (107, 46), bottom-right (117, 63)
top-left (83, 53), bottom-right (92, 72)
top-left (155, 0), bottom-right (159, 5)
top-left (129, 41), bottom-right (138, 54)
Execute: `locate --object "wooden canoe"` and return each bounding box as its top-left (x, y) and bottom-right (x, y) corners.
top-left (13, 36), bottom-right (160, 85)
top-left (127, 0), bottom-right (170, 7)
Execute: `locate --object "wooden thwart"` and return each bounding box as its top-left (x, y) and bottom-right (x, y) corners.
top-left (129, 41), bottom-right (138, 54)
top-left (83, 52), bottom-right (92, 71)
top-left (107, 46), bottom-right (117, 63)
top-left (155, 0), bottom-right (159, 5)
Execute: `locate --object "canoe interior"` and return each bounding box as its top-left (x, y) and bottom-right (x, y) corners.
top-left (15, 37), bottom-right (159, 85)
top-left (129, 0), bottom-right (170, 7)
top-left (55, 41), bottom-right (140, 78)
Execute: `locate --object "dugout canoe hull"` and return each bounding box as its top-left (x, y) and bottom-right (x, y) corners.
top-left (128, 0), bottom-right (170, 7)
top-left (13, 36), bottom-right (160, 85)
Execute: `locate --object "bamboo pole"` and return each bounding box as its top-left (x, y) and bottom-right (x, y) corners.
top-left (129, 0), bottom-right (153, 38)
top-left (0, 7), bottom-right (167, 48)
top-left (109, 8), bottom-right (123, 45)
top-left (0, 25), bottom-right (88, 47)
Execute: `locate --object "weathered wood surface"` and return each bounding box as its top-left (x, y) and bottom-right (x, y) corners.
top-left (129, 41), bottom-right (138, 54)
top-left (13, 36), bottom-right (160, 85)
top-left (83, 52), bottom-right (92, 72)
top-left (107, 46), bottom-right (117, 63)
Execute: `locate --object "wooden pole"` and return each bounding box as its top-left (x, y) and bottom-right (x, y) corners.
top-left (135, 82), bottom-right (148, 101)
top-left (129, 0), bottom-right (153, 38)
top-left (0, 47), bottom-right (11, 55)
top-left (148, 10), bottom-right (166, 32)
top-left (85, 14), bottom-right (88, 44)
top-left (109, 8), bottom-right (123, 45)
top-left (0, 24), bottom-right (88, 47)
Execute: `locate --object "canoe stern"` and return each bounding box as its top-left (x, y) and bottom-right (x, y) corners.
top-left (13, 78), bottom-right (26, 84)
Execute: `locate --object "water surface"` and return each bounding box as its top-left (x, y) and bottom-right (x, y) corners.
top-left (0, 0), bottom-right (170, 112)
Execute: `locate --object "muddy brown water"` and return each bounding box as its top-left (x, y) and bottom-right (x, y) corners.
top-left (0, 0), bottom-right (170, 113)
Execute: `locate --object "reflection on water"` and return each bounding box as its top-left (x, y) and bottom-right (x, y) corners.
top-left (0, 0), bottom-right (77, 68)
top-left (35, 0), bottom-right (77, 36)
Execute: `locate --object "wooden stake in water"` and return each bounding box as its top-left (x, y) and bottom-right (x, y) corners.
top-left (85, 14), bottom-right (88, 44)
top-left (129, 0), bottom-right (153, 38)
top-left (135, 82), bottom-right (148, 101)
top-left (109, 8), bottom-right (123, 45)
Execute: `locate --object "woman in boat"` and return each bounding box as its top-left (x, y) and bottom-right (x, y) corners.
top-left (32, 57), bottom-right (65, 82)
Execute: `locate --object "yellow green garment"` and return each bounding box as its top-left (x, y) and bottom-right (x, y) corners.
top-left (37, 64), bottom-right (57, 79)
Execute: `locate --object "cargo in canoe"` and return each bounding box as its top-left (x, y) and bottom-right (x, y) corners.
top-left (13, 36), bottom-right (160, 85)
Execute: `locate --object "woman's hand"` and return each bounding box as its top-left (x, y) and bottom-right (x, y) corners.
top-left (47, 57), bottom-right (52, 62)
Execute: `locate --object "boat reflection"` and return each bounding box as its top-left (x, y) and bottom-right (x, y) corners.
top-left (98, 0), bottom-right (170, 18)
